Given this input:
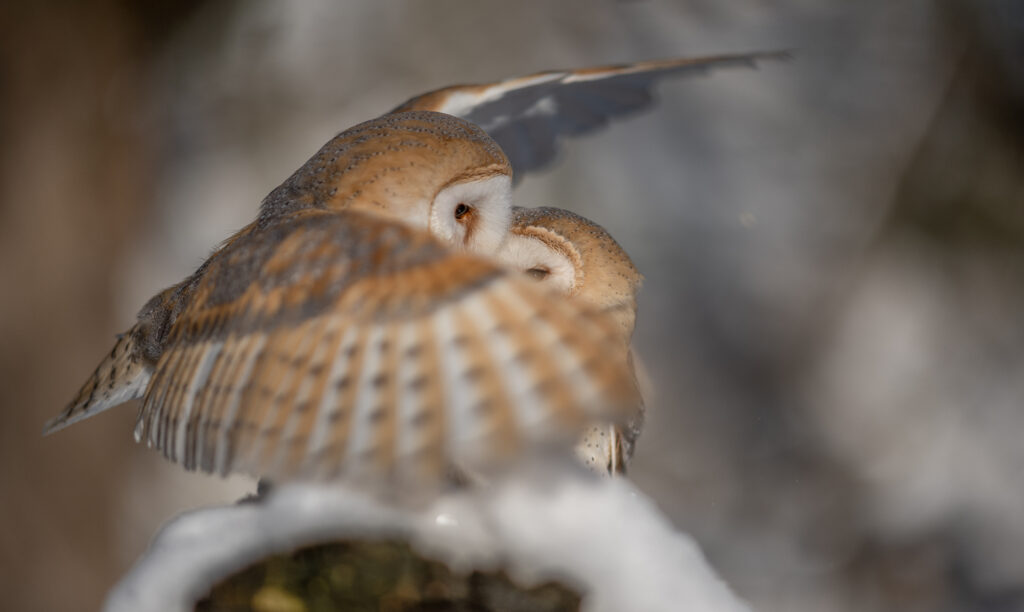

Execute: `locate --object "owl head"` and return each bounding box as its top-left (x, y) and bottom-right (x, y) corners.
top-left (496, 206), bottom-right (643, 342)
top-left (259, 111), bottom-right (513, 255)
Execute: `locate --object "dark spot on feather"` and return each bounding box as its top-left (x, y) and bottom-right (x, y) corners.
top-left (404, 344), bottom-right (423, 359)
top-left (335, 376), bottom-right (351, 390)
top-left (407, 375), bottom-right (428, 391)
top-left (369, 405), bottom-right (387, 423)
top-left (410, 409), bottom-right (432, 427)
top-left (308, 363), bottom-right (325, 377)
top-left (327, 409), bottom-right (345, 424)
top-left (462, 366), bottom-right (484, 382)
top-left (452, 334), bottom-right (469, 348)
top-left (372, 373), bottom-right (389, 388)
top-left (83, 376), bottom-right (98, 403)
top-left (295, 401), bottom-right (311, 414)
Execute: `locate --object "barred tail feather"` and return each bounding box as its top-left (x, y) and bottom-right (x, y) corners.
top-left (43, 327), bottom-right (153, 435)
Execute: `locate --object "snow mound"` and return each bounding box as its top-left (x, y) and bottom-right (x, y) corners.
top-left (106, 470), bottom-right (749, 612)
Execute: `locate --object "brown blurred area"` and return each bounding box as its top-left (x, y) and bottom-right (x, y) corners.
top-left (1, 1), bottom-right (1022, 611)
top-left (0, 3), bottom-right (206, 611)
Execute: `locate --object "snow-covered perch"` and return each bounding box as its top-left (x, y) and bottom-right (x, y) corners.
top-left (106, 470), bottom-right (749, 612)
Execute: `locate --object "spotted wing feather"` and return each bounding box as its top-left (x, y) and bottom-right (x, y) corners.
top-left (392, 51), bottom-right (789, 178)
top-left (134, 210), bottom-right (637, 485)
top-left (42, 326), bottom-right (152, 435)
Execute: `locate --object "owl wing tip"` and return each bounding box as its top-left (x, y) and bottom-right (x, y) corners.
top-left (42, 405), bottom-right (108, 436)
top-left (43, 327), bottom-right (152, 437)
top-left (41, 413), bottom-right (72, 436)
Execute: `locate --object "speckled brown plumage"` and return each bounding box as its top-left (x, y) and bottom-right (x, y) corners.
top-left (258, 111), bottom-right (509, 223)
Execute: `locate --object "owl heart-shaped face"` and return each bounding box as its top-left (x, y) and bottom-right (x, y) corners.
top-left (496, 206), bottom-right (643, 342)
top-left (429, 173), bottom-right (512, 255)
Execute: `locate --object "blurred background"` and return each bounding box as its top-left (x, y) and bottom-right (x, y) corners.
top-left (2, 1), bottom-right (1022, 610)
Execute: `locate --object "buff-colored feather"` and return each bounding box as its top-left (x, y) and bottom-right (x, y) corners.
top-left (120, 209), bottom-right (636, 486)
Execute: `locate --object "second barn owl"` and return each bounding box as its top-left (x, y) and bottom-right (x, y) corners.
top-left (496, 206), bottom-right (645, 475)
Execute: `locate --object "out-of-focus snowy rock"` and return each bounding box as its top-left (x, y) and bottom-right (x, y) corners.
top-left (107, 469), bottom-right (749, 612)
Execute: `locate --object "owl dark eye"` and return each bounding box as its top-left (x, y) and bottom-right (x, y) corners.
top-left (526, 267), bottom-right (550, 280)
top-left (454, 203), bottom-right (472, 220)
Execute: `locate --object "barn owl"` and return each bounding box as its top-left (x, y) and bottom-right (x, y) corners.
top-left (44, 111), bottom-right (637, 488)
top-left (496, 207), bottom-right (644, 475)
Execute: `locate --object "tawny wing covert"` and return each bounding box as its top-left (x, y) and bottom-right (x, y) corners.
top-left (133, 209), bottom-right (636, 485)
top-left (392, 51), bottom-right (788, 179)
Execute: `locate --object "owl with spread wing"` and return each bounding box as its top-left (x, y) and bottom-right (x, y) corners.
top-left (45, 52), bottom-right (781, 488)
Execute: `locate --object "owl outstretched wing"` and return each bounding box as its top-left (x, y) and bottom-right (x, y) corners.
top-left (133, 209), bottom-right (637, 486)
top-left (391, 51), bottom-right (788, 179)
